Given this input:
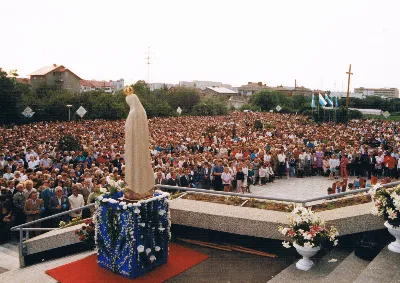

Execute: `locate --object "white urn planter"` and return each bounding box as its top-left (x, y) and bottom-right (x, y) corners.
top-left (384, 221), bottom-right (400, 253)
top-left (293, 242), bottom-right (320, 271)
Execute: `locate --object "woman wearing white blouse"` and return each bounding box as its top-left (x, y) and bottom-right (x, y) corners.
top-left (221, 167), bottom-right (232, 192)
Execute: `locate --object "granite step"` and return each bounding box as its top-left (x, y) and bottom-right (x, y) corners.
top-left (354, 245), bottom-right (400, 283)
top-left (268, 248), bottom-right (351, 283)
top-left (0, 244), bottom-right (19, 271)
top-left (321, 251), bottom-right (370, 283)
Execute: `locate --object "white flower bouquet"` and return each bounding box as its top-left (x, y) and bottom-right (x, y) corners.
top-left (370, 184), bottom-right (400, 227)
top-left (279, 205), bottom-right (339, 249)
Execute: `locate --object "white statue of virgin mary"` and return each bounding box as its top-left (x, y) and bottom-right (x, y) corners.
top-left (123, 86), bottom-right (154, 200)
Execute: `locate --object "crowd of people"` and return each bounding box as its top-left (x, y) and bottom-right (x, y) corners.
top-left (1, 111), bottom-right (400, 242)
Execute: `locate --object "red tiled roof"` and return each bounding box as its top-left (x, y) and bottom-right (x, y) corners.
top-left (29, 65), bottom-right (82, 80)
top-left (17, 78), bottom-right (30, 84)
top-left (83, 80), bottom-right (113, 88)
top-left (80, 80), bottom-right (94, 87)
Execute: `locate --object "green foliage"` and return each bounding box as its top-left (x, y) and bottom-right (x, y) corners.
top-left (167, 87), bottom-right (201, 114)
top-left (192, 97), bottom-right (228, 116)
top-left (205, 125), bottom-right (216, 134)
top-left (306, 107), bottom-right (363, 123)
top-left (254, 120), bottom-right (263, 130)
top-left (58, 135), bottom-right (82, 152)
top-left (232, 123), bottom-right (236, 139)
top-left (340, 96), bottom-right (400, 112)
top-left (132, 80), bottom-right (150, 97)
top-left (250, 90), bottom-right (291, 111)
top-left (239, 103), bottom-right (259, 112)
top-left (0, 68), bottom-right (26, 125)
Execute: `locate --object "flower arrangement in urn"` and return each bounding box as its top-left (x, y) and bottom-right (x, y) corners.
top-left (279, 205), bottom-right (339, 271)
top-left (369, 184), bottom-right (400, 253)
top-left (370, 184), bottom-right (400, 227)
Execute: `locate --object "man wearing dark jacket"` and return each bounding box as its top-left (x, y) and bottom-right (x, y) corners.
top-left (48, 186), bottom-right (70, 227)
top-left (179, 169), bottom-right (193, 187)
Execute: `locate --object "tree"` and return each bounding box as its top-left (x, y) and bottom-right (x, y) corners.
top-left (167, 87), bottom-right (200, 114)
top-left (250, 90), bottom-right (291, 111)
top-left (192, 97), bottom-right (228, 116)
top-left (133, 80), bottom-right (150, 97)
top-left (58, 135), bottom-right (82, 152)
top-left (0, 68), bottom-right (24, 125)
top-left (254, 120), bottom-right (263, 130)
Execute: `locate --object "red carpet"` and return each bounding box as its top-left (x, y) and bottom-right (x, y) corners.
top-left (46, 243), bottom-right (208, 283)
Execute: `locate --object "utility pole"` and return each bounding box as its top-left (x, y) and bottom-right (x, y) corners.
top-left (145, 47), bottom-right (152, 85)
top-left (66, 104), bottom-right (72, 121)
top-left (346, 64), bottom-right (353, 108)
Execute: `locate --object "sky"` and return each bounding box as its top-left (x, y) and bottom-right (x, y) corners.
top-left (1, 0), bottom-right (399, 91)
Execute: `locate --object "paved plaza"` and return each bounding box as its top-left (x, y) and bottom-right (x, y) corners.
top-left (249, 176), bottom-right (358, 201)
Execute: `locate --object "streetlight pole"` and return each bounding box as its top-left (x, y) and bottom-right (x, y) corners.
top-left (66, 104), bottom-right (72, 121)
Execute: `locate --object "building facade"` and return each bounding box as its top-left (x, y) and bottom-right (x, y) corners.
top-left (29, 64), bottom-right (81, 93)
top-left (149, 83), bottom-right (176, 91)
top-left (273, 86), bottom-right (312, 97)
top-left (80, 80), bottom-right (114, 93)
top-left (179, 80), bottom-right (232, 90)
top-left (354, 87), bottom-right (399, 99)
top-left (237, 82), bottom-right (271, 95)
top-left (109, 79), bottom-right (125, 91)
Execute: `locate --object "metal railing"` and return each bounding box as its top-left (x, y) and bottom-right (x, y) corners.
top-left (11, 203), bottom-right (95, 267)
top-left (155, 181), bottom-right (400, 206)
top-left (9, 180), bottom-right (399, 267)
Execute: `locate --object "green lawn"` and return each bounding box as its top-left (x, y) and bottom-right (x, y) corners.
top-left (363, 114), bottom-right (400, 121)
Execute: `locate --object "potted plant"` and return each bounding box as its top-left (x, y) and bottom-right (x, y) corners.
top-left (327, 187), bottom-right (334, 195)
top-left (75, 218), bottom-right (96, 250)
top-left (348, 183), bottom-right (354, 191)
top-left (279, 205), bottom-right (339, 271)
top-left (370, 184), bottom-right (400, 253)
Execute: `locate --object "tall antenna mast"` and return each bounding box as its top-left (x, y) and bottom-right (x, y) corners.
top-left (145, 47), bottom-right (152, 84)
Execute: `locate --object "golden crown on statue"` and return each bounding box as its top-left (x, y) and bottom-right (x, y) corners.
top-left (124, 86), bottom-right (134, 96)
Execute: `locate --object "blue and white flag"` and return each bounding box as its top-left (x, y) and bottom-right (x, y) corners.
top-left (311, 94), bottom-right (316, 108)
top-left (325, 94), bottom-right (334, 107)
top-left (335, 96), bottom-right (339, 108)
top-left (318, 93), bottom-right (327, 107)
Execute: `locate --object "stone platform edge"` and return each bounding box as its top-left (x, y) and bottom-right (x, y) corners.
top-left (169, 199), bottom-right (385, 240)
top-left (22, 199), bottom-right (384, 258)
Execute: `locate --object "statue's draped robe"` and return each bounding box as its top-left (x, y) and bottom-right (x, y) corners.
top-left (125, 94), bottom-right (154, 194)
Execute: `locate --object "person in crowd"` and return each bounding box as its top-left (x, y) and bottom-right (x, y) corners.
top-left (23, 180), bottom-right (36, 199)
top-left (179, 169), bottom-right (193, 188)
top-left (340, 154), bottom-right (349, 179)
top-left (200, 162), bottom-right (211, 189)
top-left (265, 162), bottom-right (275, 183)
top-left (68, 185), bottom-right (85, 219)
top-left (23, 191), bottom-right (44, 237)
top-left (167, 172), bottom-right (180, 188)
top-left (235, 166), bottom-right (245, 193)
top-left (13, 183), bottom-right (26, 235)
top-left (252, 157), bottom-right (261, 184)
top-left (322, 156), bottom-right (330, 177)
top-left (49, 186), bottom-right (70, 227)
top-left (213, 160), bottom-right (224, 191)
top-left (88, 186), bottom-right (102, 215)
top-left (366, 152), bottom-right (376, 180)
top-left (384, 152), bottom-right (396, 178)
top-left (155, 171), bottom-right (167, 186)
top-left (221, 167), bottom-right (232, 192)
top-left (3, 166), bottom-right (14, 181)
top-left (0, 205), bottom-right (12, 243)
top-left (259, 163), bottom-right (267, 185)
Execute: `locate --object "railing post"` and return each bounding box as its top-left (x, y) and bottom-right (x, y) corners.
top-left (19, 228), bottom-right (25, 267)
